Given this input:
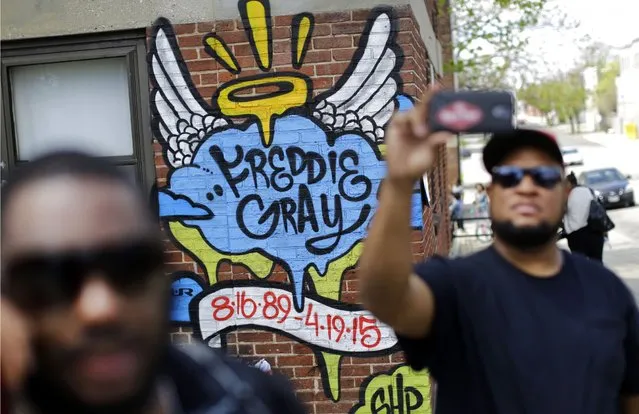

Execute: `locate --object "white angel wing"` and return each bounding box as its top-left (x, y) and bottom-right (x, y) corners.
top-left (312, 12), bottom-right (398, 142)
top-left (150, 26), bottom-right (229, 168)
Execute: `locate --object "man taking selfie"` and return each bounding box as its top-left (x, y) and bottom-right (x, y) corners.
top-left (359, 88), bottom-right (639, 414)
top-left (0, 152), bottom-right (306, 414)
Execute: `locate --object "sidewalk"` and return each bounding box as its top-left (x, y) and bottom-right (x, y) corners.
top-left (580, 131), bottom-right (639, 149)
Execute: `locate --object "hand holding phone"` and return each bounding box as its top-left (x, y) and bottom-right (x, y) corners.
top-left (428, 90), bottom-right (516, 134)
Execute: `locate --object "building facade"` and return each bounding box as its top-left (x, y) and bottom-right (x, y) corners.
top-left (616, 38), bottom-right (639, 139)
top-left (1, 1), bottom-right (453, 412)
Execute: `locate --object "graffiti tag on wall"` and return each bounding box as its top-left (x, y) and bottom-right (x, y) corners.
top-left (152, 0), bottom-right (432, 406)
top-left (351, 365), bottom-right (432, 414)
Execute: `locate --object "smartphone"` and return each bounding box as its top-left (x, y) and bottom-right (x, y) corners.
top-left (428, 90), bottom-right (516, 134)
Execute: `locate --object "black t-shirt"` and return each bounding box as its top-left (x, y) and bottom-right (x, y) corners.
top-left (397, 247), bottom-right (639, 414)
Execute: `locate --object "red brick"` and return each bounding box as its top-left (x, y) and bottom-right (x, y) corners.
top-left (292, 64), bottom-right (316, 77)
top-left (312, 24), bottom-right (331, 37)
top-left (173, 24), bottom-right (196, 35)
top-left (290, 378), bottom-right (315, 391)
top-left (352, 9), bottom-right (371, 21)
top-left (314, 402), bottom-right (358, 413)
top-left (233, 43), bottom-right (254, 57)
top-left (272, 52), bottom-right (291, 67)
top-left (215, 30), bottom-right (248, 44)
top-left (215, 20), bottom-right (235, 31)
top-left (177, 34), bottom-right (204, 48)
top-left (301, 50), bottom-right (331, 63)
top-left (278, 355), bottom-right (314, 366)
top-left (200, 72), bottom-right (218, 85)
top-left (338, 389), bottom-right (361, 400)
top-left (197, 86), bottom-right (217, 100)
top-left (163, 251), bottom-right (184, 263)
top-left (237, 331), bottom-right (274, 342)
top-left (273, 40), bottom-right (289, 53)
top-left (273, 15), bottom-right (292, 27)
top-left (358, 355), bottom-right (390, 364)
top-left (396, 32), bottom-right (413, 45)
top-left (314, 11), bottom-right (351, 24)
top-left (313, 35), bottom-right (351, 50)
top-left (340, 292), bottom-right (358, 303)
top-left (345, 279), bottom-right (359, 292)
top-left (186, 59), bottom-right (218, 73)
top-left (254, 343), bottom-right (293, 355)
top-left (315, 62), bottom-right (349, 76)
top-left (399, 17), bottom-right (414, 31)
top-left (179, 48), bottom-right (199, 61)
top-left (313, 77), bottom-right (335, 90)
top-left (196, 21), bottom-right (215, 33)
top-left (295, 391), bottom-right (317, 403)
top-left (230, 56), bottom-right (254, 70)
top-left (332, 48), bottom-right (355, 62)
top-left (394, 5), bottom-right (412, 18)
top-left (272, 26), bottom-right (291, 39)
top-left (218, 71), bottom-right (236, 83)
top-left (164, 262), bottom-right (196, 272)
top-left (332, 21), bottom-right (365, 35)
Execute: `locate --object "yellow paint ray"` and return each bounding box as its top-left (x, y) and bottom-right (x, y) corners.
top-left (203, 35), bottom-right (240, 74)
top-left (244, 0), bottom-right (271, 70)
top-left (294, 15), bottom-right (312, 67)
top-left (168, 221), bottom-right (273, 285)
top-left (308, 242), bottom-right (362, 402)
top-left (377, 144), bottom-right (387, 157)
top-left (309, 242), bottom-right (362, 301)
top-left (319, 353), bottom-right (343, 401)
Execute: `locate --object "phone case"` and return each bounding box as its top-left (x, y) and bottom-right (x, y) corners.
top-left (428, 91), bottom-right (516, 134)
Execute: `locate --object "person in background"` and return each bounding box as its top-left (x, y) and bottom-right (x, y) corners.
top-left (449, 192), bottom-right (465, 236)
top-left (0, 151), bottom-right (306, 414)
top-left (451, 179), bottom-right (465, 235)
top-left (358, 87), bottom-right (639, 414)
top-left (452, 178), bottom-right (464, 199)
top-left (564, 171), bottom-right (605, 261)
top-left (473, 183), bottom-right (489, 216)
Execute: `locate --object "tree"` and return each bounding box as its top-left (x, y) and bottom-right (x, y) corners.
top-left (445, 0), bottom-right (577, 90)
top-left (517, 71), bottom-right (586, 132)
top-left (594, 60), bottom-right (620, 130)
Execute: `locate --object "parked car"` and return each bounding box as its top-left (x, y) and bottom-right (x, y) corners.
top-left (578, 168), bottom-right (635, 208)
top-left (561, 147), bottom-right (583, 166)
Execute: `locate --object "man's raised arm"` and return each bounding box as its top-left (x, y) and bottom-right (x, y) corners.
top-left (358, 88), bottom-right (453, 339)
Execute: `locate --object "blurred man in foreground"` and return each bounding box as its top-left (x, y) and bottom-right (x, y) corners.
top-left (1, 151), bottom-right (306, 414)
top-left (359, 88), bottom-right (639, 414)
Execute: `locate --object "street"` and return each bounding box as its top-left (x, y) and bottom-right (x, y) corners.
top-left (458, 128), bottom-right (639, 302)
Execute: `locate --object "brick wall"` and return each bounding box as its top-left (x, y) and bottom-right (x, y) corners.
top-left (149, 2), bottom-right (450, 412)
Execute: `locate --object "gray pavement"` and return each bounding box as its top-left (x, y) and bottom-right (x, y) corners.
top-left (456, 126), bottom-right (639, 302)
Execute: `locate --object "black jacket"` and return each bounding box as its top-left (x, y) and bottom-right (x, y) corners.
top-left (164, 343), bottom-right (307, 414)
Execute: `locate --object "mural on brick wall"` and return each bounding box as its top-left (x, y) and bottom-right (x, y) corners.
top-left (152, 0), bottom-right (431, 409)
top-left (351, 365), bottom-right (432, 414)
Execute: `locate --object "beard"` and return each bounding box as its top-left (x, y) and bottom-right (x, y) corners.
top-left (23, 339), bottom-right (170, 414)
top-left (23, 290), bottom-right (172, 414)
top-left (491, 219), bottom-right (560, 250)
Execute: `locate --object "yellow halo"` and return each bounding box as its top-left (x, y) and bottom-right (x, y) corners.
top-left (216, 73), bottom-right (310, 147)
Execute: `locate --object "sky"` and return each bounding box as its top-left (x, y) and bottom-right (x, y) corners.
top-left (526, 0), bottom-right (639, 73)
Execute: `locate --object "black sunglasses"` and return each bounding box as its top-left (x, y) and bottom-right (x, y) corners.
top-left (3, 240), bottom-right (164, 312)
top-left (491, 166), bottom-right (563, 189)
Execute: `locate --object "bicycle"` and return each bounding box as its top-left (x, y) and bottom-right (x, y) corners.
top-left (469, 205), bottom-right (493, 243)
